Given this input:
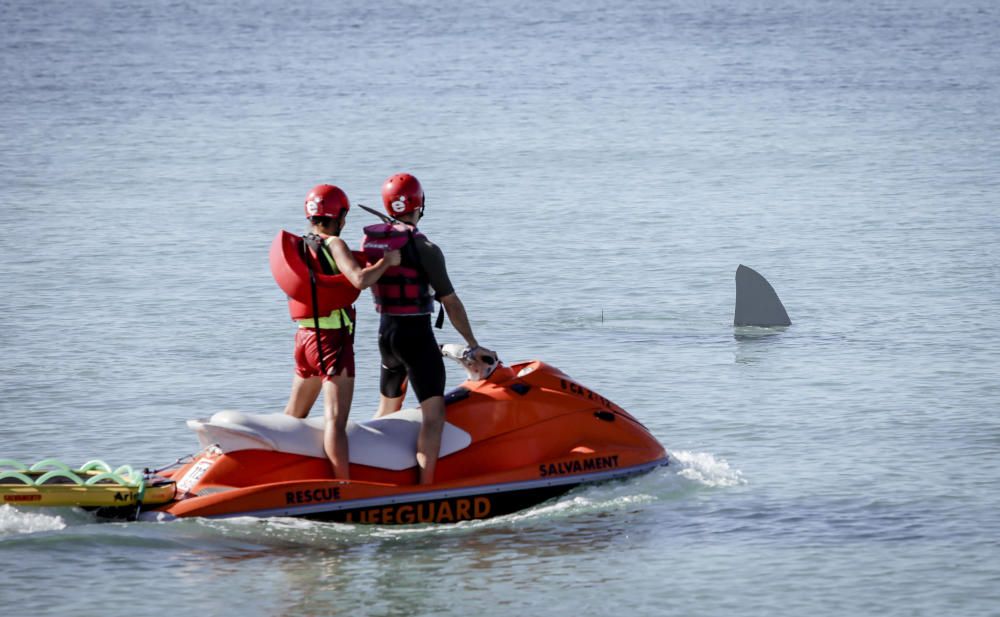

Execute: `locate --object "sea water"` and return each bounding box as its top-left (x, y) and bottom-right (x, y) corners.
top-left (1, 0), bottom-right (998, 615)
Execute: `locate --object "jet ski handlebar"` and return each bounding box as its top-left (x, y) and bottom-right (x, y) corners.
top-left (440, 343), bottom-right (499, 381)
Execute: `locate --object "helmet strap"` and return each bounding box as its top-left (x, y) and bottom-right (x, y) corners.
top-left (332, 211), bottom-right (347, 236)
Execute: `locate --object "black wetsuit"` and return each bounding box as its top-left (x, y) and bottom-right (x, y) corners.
top-left (377, 233), bottom-right (454, 402)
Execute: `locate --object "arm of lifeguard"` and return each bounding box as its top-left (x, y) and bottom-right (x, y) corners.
top-left (440, 293), bottom-right (495, 365)
top-left (439, 293), bottom-right (478, 349)
top-left (327, 237), bottom-right (400, 290)
top-left (420, 240), bottom-right (496, 363)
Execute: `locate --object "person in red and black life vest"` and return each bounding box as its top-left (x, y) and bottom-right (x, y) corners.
top-left (283, 184), bottom-right (400, 480)
top-left (367, 173), bottom-right (497, 485)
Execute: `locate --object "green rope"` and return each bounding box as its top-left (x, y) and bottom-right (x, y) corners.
top-left (0, 459), bottom-right (144, 488)
top-left (85, 472), bottom-right (134, 486)
top-left (80, 460), bottom-right (113, 473)
top-left (113, 465), bottom-right (137, 481)
top-left (0, 471), bottom-right (34, 485)
top-left (35, 470), bottom-right (85, 485)
top-left (29, 459), bottom-right (73, 473)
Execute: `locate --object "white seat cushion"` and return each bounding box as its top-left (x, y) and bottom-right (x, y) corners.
top-left (186, 409), bottom-right (472, 471)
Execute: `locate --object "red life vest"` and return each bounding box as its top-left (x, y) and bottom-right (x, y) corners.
top-left (362, 223), bottom-right (434, 315)
top-left (269, 230), bottom-right (365, 320)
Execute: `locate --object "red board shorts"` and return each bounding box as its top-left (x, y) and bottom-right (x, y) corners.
top-left (294, 327), bottom-right (355, 380)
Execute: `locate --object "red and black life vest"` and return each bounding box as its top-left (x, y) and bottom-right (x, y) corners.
top-left (362, 223), bottom-right (435, 316)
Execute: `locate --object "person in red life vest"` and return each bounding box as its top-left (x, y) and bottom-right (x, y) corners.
top-left (283, 184), bottom-right (400, 480)
top-left (366, 173), bottom-right (496, 485)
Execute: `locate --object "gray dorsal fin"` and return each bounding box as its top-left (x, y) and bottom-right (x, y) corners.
top-left (734, 265), bottom-right (791, 327)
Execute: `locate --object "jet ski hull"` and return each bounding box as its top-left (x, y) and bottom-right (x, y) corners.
top-left (146, 360), bottom-right (669, 524)
top-left (147, 453), bottom-right (664, 523)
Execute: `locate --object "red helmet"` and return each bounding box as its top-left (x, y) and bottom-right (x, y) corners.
top-left (304, 184), bottom-right (350, 218)
top-left (381, 173), bottom-right (424, 217)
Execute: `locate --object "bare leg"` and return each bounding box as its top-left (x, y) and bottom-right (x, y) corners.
top-left (374, 378), bottom-right (407, 418)
top-left (375, 394), bottom-right (405, 418)
top-left (323, 374), bottom-right (354, 480)
top-left (415, 395), bottom-right (445, 485)
top-left (284, 375), bottom-right (323, 418)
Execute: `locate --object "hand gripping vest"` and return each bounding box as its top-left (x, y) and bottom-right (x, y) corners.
top-left (269, 230), bottom-right (364, 320)
top-left (362, 223), bottom-right (435, 316)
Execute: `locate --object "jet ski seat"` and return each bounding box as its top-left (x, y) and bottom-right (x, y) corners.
top-left (186, 409), bottom-right (472, 472)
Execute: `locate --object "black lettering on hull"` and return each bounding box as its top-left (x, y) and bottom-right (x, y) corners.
top-left (299, 486), bottom-right (575, 525)
top-left (559, 379), bottom-right (620, 410)
top-left (285, 487), bottom-right (342, 505)
top-left (342, 495), bottom-right (493, 524)
top-left (539, 455), bottom-right (620, 477)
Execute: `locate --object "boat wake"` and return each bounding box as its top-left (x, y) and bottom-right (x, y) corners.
top-left (0, 505), bottom-right (68, 537)
top-left (356, 450), bottom-right (747, 536)
top-left (668, 450), bottom-right (747, 488)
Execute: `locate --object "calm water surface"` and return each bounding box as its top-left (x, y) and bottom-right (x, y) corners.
top-left (2, 1), bottom-right (998, 615)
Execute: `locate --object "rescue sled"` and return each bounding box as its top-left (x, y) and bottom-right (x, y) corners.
top-left (0, 459), bottom-right (175, 513)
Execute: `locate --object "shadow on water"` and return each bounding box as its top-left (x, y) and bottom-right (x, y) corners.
top-left (733, 325), bottom-right (789, 365)
top-left (733, 325), bottom-right (788, 343)
top-left (195, 464), bottom-right (742, 616)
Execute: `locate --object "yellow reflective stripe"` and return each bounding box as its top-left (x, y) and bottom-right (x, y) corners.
top-left (298, 308), bottom-right (354, 333)
top-left (320, 237), bottom-right (339, 273)
top-left (300, 239), bottom-right (352, 331)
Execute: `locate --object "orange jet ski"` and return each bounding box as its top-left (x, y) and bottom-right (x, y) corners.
top-left (139, 347), bottom-right (668, 524)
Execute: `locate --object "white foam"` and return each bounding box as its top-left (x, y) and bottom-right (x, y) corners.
top-left (0, 505), bottom-right (67, 536)
top-left (670, 450), bottom-right (747, 487)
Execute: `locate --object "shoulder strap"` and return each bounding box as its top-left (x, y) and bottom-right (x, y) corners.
top-left (299, 236), bottom-right (328, 375)
top-left (402, 229), bottom-right (428, 282)
top-left (302, 233), bottom-right (337, 275)
top-left (405, 230), bottom-right (445, 329)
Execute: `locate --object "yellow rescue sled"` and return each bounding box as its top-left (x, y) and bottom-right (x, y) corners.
top-left (0, 459), bottom-right (175, 510)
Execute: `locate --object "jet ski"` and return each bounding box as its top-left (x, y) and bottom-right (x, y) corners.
top-left (134, 346), bottom-right (668, 524)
